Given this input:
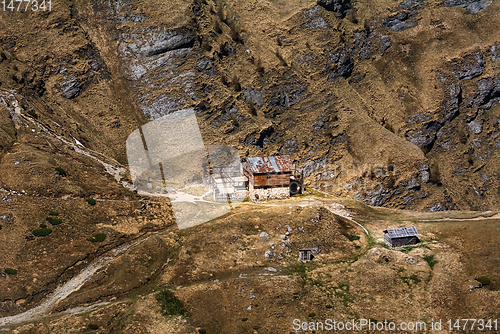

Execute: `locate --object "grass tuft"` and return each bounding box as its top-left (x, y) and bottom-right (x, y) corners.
top-left (46, 217), bottom-right (62, 225)
top-left (5, 268), bottom-right (17, 275)
top-left (87, 233), bottom-right (106, 243)
top-left (88, 324), bottom-right (98, 330)
top-left (33, 228), bottom-right (52, 237)
top-left (156, 289), bottom-right (186, 317)
top-left (423, 254), bottom-right (437, 270)
top-left (55, 167), bottom-right (67, 176)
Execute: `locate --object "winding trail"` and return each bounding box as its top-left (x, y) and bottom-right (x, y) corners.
top-left (0, 233), bottom-right (152, 329)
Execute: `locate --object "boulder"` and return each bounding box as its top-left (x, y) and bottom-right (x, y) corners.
top-left (384, 11), bottom-right (417, 31)
top-left (317, 0), bottom-right (351, 18)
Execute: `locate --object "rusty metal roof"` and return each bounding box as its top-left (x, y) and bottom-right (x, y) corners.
top-left (246, 155), bottom-right (293, 174)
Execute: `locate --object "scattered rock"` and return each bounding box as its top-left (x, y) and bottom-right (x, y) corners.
top-left (280, 137), bottom-right (298, 155)
top-left (259, 232), bottom-right (269, 238)
top-left (406, 256), bottom-right (418, 264)
top-left (197, 57), bottom-right (217, 77)
top-left (468, 120), bottom-right (482, 134)
top-left (326, 50), bottom-right (354, 82)
top-left (265, 251), bottom-right (275, 259)
top-left (442, 0), bottom-right (493, 14)
top-left (244, 88), bottom-right (265, 108)
top-left (59, 76), bottom-right (82, 99)
top-left (452, 52), bottom-right (485, 80)
top-left (384, 11), bottom-right (417, 31)
top-left (317, 0), bottom-right (351, 18)
top-left (492, 43), bottom-right (500, 62)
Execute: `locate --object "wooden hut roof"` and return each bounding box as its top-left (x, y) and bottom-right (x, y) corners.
top-left (383, 227), bottom-right (419, 238)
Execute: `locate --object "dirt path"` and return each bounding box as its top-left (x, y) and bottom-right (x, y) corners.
top-left (0, 233), bottom-right (153, 329)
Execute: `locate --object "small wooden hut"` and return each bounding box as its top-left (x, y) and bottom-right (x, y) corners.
top-left (383, 227), bottom-right (419, 247)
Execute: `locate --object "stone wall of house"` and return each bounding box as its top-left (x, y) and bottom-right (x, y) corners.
top-left (249, 182), bottom-right (290, 202)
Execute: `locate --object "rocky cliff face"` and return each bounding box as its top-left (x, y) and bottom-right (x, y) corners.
top-left (1, 0), bottom-right (500, 211)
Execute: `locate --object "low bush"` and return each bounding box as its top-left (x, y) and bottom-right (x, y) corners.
top-left (86, 198), bottom-right (96, 206)
top-left (49, 211), bottom-right (59, 216)
top-left (198, 329), bottom-right (207, 334)
top-left (156, 290), bottom-right (186, 316)
top-left (475, 276), bottom-right (491, 286)
top-left (27, 109), bottom-right (38, 119)
top-left (308, 313), bottom-right (316, 318)
top-left (46, 217), bottom-right (62, 225)
top-left (242, 318), bottom-right (248, 322)
top-left (87, 233), bottom-right (106, 243)
top-left (5, 268), bottom-right (17, 275)
top-left (33, 228), bottom-right (52, 237)
top-left (55, 167), bottom-right (66, 176)
top-left (39, 223), bottom-right (47, 228)
top-left (88, 324), bottom-right (98, 330)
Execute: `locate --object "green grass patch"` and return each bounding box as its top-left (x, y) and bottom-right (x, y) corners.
top-left (399, 244), bottom-right (431, 253)
top-left (346, 235), bottom-right (360, 241)
top-left (475, 276), bottom-right (491, 286)
top-left (5, 268), bottom-right (17, 275)
top-left (55, 167), bottom-right (66, 176)
top-left (49, 211), bottom-right (59, 216)
top-left (87, 233), bottom-right (106, 243)
top-left (33, 228), bottom-right (52, 237)
top-left (46, 217), bottom-right (62, 225)
top-left (86, 198), bottom-right (96, 206)
top-left (156, 289), bottom-right (186, 317)
top-left (401, 274), bottom-right (421, 286)
top-left (423, 255), bottom-right (437, 270)
top-left (88, 324), bottom-right (98, 330)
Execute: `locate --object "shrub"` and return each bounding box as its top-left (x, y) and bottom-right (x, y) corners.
top-left (347, 235), bottom-right (360, 241)
top-left (88, 324), bottom-right (98, 330)
top-left (325, 305), bottom-right (333, 309)
top-left (49, 211), bottom-right (59, 216)
top-left (242, 318), bottom-right (248, 322)
top-left (475, 276), bottom-right (491, 286)
top-left (39, 223), bottom-right (47, 228)
top-left (156, 290), bottom-right (186, 316)
top-left (5, 268), bottom-right (17, 275)
top-left (1, 52), bottom-right (6, 60)
top-left (308, 312), bottom-right (316, 318)
top-left (46, 217), bottom-right (62, 225)
top-left (253, 326), bottom-right (260, 330)
top-left (198, 329), bottom-right (207, 334)
top-left (423, 255), bottom-right (437, 270)
top-left (86, 198), bottom-right (96, 206)
top-left (87, 233), bottom-right (106, 243)
top-left (33, 228), bottom-right (52, 237)
top-left (55, 167), bottom-right (66, 176)
top-left (27, 109), bottom-right (38, 119)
